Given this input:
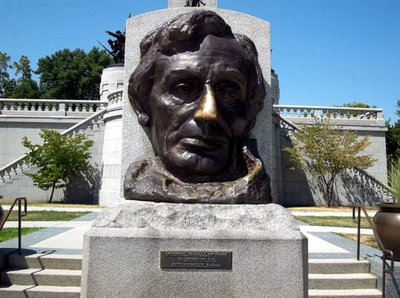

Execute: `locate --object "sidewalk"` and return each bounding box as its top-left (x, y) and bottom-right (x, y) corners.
top-left (0, 211), bottom-right (376, 252)
top-left (2, 206), bottom-right (103, 212)
top-left (2, 220), bottom-right (375, 235)
top-left (1, 205), bottom-right (376, 216)
top-left (1, 209), bottom-right (398, 297)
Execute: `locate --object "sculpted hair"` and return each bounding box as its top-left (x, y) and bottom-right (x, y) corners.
top-left (128, 10), bottom-right (266, 133)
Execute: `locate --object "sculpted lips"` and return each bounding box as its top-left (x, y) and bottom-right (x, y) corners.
top-left (179, 136), bottom-right (228, 152)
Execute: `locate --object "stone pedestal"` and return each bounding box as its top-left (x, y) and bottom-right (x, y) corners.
top-left (81, 202), bottom-right (308, 298)
top-left (98, 65), bottom-right (125, 206)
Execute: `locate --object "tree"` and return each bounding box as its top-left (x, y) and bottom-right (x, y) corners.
top-left (22, 129), bottom-right (94, 202)
top-left (386, 100), bottom-right (400, 164)
top-left (284, 118), bottom-right (375, 207)
top-left (341, 102), bottom-right (376, 108)
top-left (0, 52), bottom-right (16, 98)
top-left (9, 55), bottom-right (40, 98)
top-left (386, 121), bottom-right (400, 164)
top-left (36, 47), bottom-right (112, 100)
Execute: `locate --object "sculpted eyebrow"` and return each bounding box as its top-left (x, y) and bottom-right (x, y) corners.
top-left (163, 68), bottom-right (201, 83)
top-left (215, 68), bottom-right (247, 85)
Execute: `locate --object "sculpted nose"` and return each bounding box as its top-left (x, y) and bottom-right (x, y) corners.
top-left (194, 84), bottom-right (218, 122)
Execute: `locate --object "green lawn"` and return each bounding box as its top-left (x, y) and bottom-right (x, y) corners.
top-left (289, 206), bottom-right (378, 212)
top-left (0, 228), bottom-right (43, 243)
top-left (335, 233), bottom-right (378, 249)
top-left (3, 211), bottom-right (90, 221)
top-left (295, 214), bottom-right (378, 249)
top-left (295, 216), bottom-right (371, 229)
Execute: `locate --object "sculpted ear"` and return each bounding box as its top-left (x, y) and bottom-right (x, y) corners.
top-left (129, 93), bottom-right (151, 128)
top-left (137, 112), bottom-right (151, 127)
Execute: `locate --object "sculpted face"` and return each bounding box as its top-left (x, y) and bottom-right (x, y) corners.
top-left (146, 35), bottom-right (252, 182)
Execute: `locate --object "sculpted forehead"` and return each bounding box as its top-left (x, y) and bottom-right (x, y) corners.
top-left (154, 35), bottom-right (250, 84)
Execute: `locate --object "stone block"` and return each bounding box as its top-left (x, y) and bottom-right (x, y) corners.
top-left (81, 201), bottom-right (308, 298)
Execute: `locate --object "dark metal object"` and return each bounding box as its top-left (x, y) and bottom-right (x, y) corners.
top-left (185, 0), bottom-right (206, 7)
top-left (0, 197), bottom-right (28, 255)
top-left (99, 30), bottom-right (126, 64)
top-left (160, 251), bottom-right (232, 270)
top-left (373, 204), bottom-right (400, 261)
top-left (352, 205), bottom-right (397, 298)
top-left (126, 10), bottom-right (271, 203)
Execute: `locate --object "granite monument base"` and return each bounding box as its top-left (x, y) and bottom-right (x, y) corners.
top-left (81, 201), bottom-right (308, 298)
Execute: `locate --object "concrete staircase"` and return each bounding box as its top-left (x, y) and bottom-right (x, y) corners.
top-left (309, 259), bottom-right (382, 297)
top-left (0, 254), bottom-right (82, 298)
top-left (0, 255), bottom-right (382, 297)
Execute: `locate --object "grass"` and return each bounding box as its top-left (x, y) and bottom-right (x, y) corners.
top-left (288, 206), bottom-right (378, 212)
top-left (0, 228), bottom-right (43, 243)
top-left (0, 200), bottom-right (102, 208)
top-left (295, 216), bottom-right (371, 229)
top-left (3, 211), bottom-right (90, 221)
top-left (335, 233), bottom-right (378, 249)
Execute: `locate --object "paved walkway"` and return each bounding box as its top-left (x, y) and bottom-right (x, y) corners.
top-left (1, 205), bottom-right (377, 216)
top-left (2, 221), bottom-right (375, 235)
top-left (2, 206), bottom-right (103, 212)
top-left (1, 209), bottom-right (398, 297)
top-left (0, 211), bottom-right (376, 253)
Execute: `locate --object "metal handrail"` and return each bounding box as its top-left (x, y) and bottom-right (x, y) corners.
top-left (352, 206), bottom-right (395, 298)
top-left (0, 197), bottom-right (28, 255)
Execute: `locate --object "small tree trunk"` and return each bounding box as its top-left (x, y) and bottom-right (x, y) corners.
top-left (49, 181), bottom-right (56, 203)
top-left (325, 177), bottom-right (336, 208)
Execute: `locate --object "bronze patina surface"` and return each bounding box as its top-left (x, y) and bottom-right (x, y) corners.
top-left (125, 10), bottom-right (271, 203)
top-left (373, 203), bottom-right (400, 261)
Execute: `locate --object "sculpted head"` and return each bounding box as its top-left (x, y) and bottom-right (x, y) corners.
top-left (128, 10), bottom-right (266, 183)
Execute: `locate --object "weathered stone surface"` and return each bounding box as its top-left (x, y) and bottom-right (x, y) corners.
top-left (81, 202), bottom-right (308, 298)
top-left (93, 201), bottom-right (299, 234)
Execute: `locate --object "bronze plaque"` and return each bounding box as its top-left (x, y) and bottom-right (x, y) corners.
top-left (160, 251), bottom-right (233, 270)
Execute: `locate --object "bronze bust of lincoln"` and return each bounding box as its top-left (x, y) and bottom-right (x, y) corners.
top-left (124, 10), bottom-right (271, 204)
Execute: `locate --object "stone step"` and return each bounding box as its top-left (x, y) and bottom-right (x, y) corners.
top-left (309, 259), bottom-right (370, 274)
top-left (8, 254), bottom-right (82, 270)
top-left (309, 289), bottom-right (382, 298)
top-left (0, 285), bottom-right (80, 298)
top-left (1, 268), bottom-right (81, 287)
top-left (10, 255), bottom-right (368, 274)
top-left (309, 273), bottom-right (377, 290)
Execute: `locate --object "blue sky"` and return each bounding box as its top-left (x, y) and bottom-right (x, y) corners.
top-left (1, 0), bottom-right (399, 123)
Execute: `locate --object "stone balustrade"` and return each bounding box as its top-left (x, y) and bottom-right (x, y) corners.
top-left (107, 89), bottom-right (124, 106)
top-left (0, 99), bottom-right (108, 117)
top-left (274, 105), bottom-right (384, 121)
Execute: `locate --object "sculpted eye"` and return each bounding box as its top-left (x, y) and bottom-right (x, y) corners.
top-left (216, 81), bottom-right (241, 102)
top-left (174, 82), bottom-right (193, 95)
top-left (171, 81), bottom-right (199, 103)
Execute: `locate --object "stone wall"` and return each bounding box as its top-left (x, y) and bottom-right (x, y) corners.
top-left (275, 106), bottom-right (389, 206)
top-left (0, 113), bottom-right (105, 203)
top-left (0, 121), bottom-right (75, 167)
